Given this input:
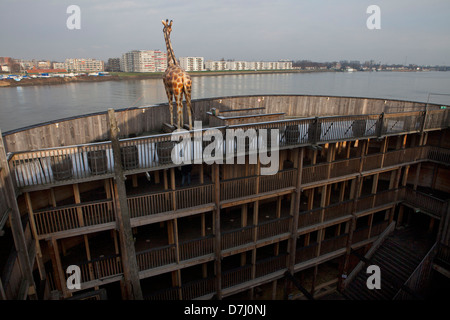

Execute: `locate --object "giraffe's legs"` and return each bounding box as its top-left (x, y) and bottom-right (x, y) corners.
top-left (175, 92), bottom-right (183, 129)
top-left (164, 85), bottom-right (174, 126)
top-left (184, 88), bottom-right (193, 130)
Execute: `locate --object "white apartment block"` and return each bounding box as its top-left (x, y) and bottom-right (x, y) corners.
top-left (52, 62), bottom-right (65, 70)
top-left (120, 50), bottom-right (167, 73)
top-left (65, 58), bottom-right (104, 72)
top-left (205, 60), bottom-right (292, 71)
top-left (179, 57), bottom-right (204, 71)
top-left (204, 60), bottom-right (227, 71)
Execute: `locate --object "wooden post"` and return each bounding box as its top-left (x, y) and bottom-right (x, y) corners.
top-left (288, 148), bottom-right (304, 276)
top-left (339, 174), bottom-right (362, 291)
top-left (413, 163), bottom-right (421, 191)
top-left (213, 163), bottom-right (222, 299)
top-left (200, 163), bottom-right (204, 184)
top-left (50, 238), bottom-right (70, 298)
top-left (107, 109), bottom-right (143, 300)
top-left (0, 129), bottom-right (37, 300)
top-left (24, 193), bottom-right (46, 281)
top-left (132, 174), bottom-right (138, 188)
top-left (241, 204), bottom-right (248, 266)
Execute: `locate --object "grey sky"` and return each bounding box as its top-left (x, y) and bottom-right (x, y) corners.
top-left (1, 0), bottom-right (449, 65)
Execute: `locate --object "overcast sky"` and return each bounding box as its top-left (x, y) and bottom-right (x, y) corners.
top-left (1, 0), bottom-right (449, 65)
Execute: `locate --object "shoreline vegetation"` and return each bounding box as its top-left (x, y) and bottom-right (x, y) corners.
top-left (0, 69), bottom-right (332, 88)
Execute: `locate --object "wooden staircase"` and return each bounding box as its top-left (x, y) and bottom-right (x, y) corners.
top-left (343, 237), bottom-right (424, 300)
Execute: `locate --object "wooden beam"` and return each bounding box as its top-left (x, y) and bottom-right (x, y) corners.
top-left (51, 238), bottom-right (70, 298)
top-left (213, 163), bottom-right (222, 299)
top-left (288, 148), bottom-right (304, 275)
top-left (107, 109), bottom-right (143, 300)
top-left (24, 192), bottom-right (46, 281)
top-left (0, 130), bottom-right (37, 300)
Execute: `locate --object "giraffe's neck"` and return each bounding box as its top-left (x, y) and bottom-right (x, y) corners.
top-left (164, 32), bottom-right (177, 67)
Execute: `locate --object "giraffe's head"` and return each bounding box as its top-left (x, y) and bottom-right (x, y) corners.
top-left (162, 19), bottom-right (173, 35)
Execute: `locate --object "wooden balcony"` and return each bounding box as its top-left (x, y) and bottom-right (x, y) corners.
top-left (6, 108), bottom-right (448, 192)
top-left (403, 188), bottom-right (447, 219)
top-left (33, 199), bottom-right (116, 239)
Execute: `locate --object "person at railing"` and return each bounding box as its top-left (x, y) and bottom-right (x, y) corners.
top-left (180, 164), bottom-right (193, 186)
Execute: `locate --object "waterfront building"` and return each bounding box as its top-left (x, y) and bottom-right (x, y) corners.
top-left (120, 50), bottom-right (167, 73)
top-left (0, 95), bottom-right (449, 301)
top-left (179, 57), bottom-right (204, 72)
top-left (205, 60), bottom-right (228, 71)
top-left (52, 62), bottom-right (65, 70)
top-left (205, 60), bottom-right (292, 71)
top-left (64, 58), bottom-right (104, 73)
top-left (106, 58), bottom-right (121, 72)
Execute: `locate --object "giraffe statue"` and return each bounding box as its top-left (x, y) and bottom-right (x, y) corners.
top-left (162, 19), bottom-right (193, 130)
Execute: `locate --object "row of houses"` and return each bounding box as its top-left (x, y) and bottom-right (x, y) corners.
top-left (2, 54), bottom-right (293, 75)
top-left (204, 60), bottom-right (293, 71)
top-left (117, 51), bottom-right (293, 72)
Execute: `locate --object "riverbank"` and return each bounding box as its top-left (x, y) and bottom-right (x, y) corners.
top-left (0, 69), bottom-right (331, 87)
top-left (0, 74), bottom-right (121, 87)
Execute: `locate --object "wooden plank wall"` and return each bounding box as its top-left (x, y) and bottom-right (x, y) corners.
top-left (2, 95), bottom-right (443, 153)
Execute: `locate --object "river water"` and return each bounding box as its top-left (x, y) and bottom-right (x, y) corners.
top-left (1, 71), bottom-right (450, 133)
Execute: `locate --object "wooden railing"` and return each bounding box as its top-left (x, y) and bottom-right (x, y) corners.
top-left (33, 199), bottom-right (115, 236)
top-left (176, 184), bottom-right (213, 210)
top-left (323, 200), bottom-right (353, 221)
top-left (181, 277), bottom-right (216, 300)
top-left (221, 265), bottom-right (252, 289)
top-left (295, 242), bottom-right (319, 264)
top-left (220, 176), bottom-right (258, 201)
top-left (404, 188), bottom-right (447, 217)
top-left (298, 208), bottom-right (322, 228)
top-left (7, 108), bottom-right (448, 191)
top-left (0, 166), bottom-right (11, 229)
top-left (393, 242), bottom-right (438, 300)
top-left (128, 190), bottom-right (173, 218)
top-left (259, 169), bottom-right (296, 193)
top-left (356, 189), bottom-right (399, 213)
top-left (319, 234), bottom-right (349, 256)
top-left (352, 221), bottom-right (388, 244)
top-left (178, 235), bottom-right (214, 261)
top-left (257, 216), bottom-right (291, 240)
top-left (127, 183), bottom-right (214, 219)
top-left (136, 244), bottom-right (176, 271)
top-left (255, 254), bottom-right (288, 278)
top-left (370, 220), bottom-right (389, 238)
top-left (221, 169), bottom-right (296, 201)
top-left (221, 225), bottom-right (254, 250)
top-left (9, 142), bottom-right (114, 188)
top-left (426, 146), bottom-right (450, 164)
top-left (351, 226), bottom-right (370, 244)
top-left (61, 254), bottom-right (122, 284)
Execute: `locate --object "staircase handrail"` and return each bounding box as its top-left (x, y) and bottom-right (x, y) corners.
top-left (393, 241), bottom-right (439, 300)
top-left (343, 221), bottom-right (395, 288)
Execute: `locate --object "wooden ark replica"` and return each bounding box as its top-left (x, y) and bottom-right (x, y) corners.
top-left (1, 94), bottom-right (450, 300)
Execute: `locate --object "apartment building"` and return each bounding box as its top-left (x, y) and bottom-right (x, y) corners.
top-left (120, 50), bottom-right (167, 73)
top-left (205, 60), bottom-right (293, 71)
top-left (179, 57), bottom-right (205, 71)
top-left (205, 60), bottom-right (228, 71)
top-left (64, 58), bottom-right (105, 73)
